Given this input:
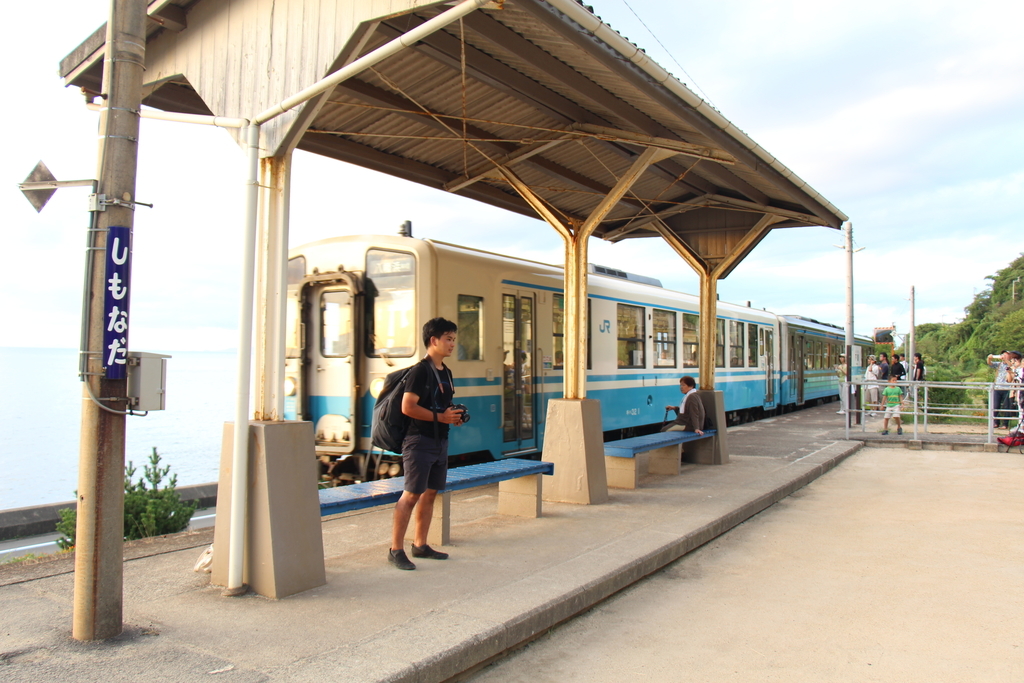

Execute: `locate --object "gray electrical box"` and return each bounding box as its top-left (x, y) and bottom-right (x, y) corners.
top-left (127, 351), bottom-right (171, 411)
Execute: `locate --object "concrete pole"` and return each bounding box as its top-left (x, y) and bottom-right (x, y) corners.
top-left (73, 0), bottom-right (146, 641)
top-left (844, 222), bottom-right (854, 422)
top-left (909, 285), bottom-right (916, 375)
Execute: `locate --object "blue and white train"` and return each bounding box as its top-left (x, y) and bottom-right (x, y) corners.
top-left (284, 233), bottom-right (871, 481)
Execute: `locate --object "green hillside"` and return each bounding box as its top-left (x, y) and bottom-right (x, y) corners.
top-left (913, 254), bottom-right (1024, 382)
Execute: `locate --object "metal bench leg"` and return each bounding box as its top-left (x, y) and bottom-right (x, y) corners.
top-left (405, 491), bottom-right (451, 547)
top-left (648, 444), bottom-right (682, 475)
top-left (498, 474), bottom-right (543, 518)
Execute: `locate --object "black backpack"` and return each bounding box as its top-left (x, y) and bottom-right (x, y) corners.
top-left (370, 363), bottom-right (418, 454)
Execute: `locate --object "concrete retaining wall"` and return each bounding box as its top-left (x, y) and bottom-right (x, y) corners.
top-left (0, 483), bottom-right (218, 541)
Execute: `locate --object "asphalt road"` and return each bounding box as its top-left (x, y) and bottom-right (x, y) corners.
top-left (466, 447), bottom-right (1024, 683)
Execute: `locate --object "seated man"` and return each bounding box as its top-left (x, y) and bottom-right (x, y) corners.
top-left (662, 375), bottom-right (705, 435)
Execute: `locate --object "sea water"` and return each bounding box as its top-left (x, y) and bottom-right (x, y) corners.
top-left (0, 347), bottom-right (236, 511)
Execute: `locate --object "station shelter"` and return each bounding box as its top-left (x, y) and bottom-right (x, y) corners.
top-left (61, 0), bottom-right (846, 598)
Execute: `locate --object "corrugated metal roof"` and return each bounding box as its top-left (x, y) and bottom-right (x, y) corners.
top-left (60, 0), bottom-right (845, 276)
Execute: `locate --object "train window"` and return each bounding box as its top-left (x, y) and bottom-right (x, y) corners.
top-left (728, 320), bottom-right (744, 368)
top-left (716, 318), bottom-right (725, 367)
top-left (748, 323), bottom-right (759, 367)
top-left (682, 313), bottom-right (699, 368)
top-left (553, 294), bottom-right (564, 370)
top-left (287, 256), bottom-right (306, 285)
top-left (457, 295), bottom-right (483, 361)
top-left (616, 303), bottom-right (645, 368)
top-left (321, 290), bottom-right (352, 357)
top-left (804, 339), bottom-right (813, 370)
top-left (653, 309), bottom-right (676, 368)
top-left (365, 250), bottom-right (416, 357)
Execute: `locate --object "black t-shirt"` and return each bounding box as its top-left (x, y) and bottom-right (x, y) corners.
top-left (878, 361), bottom-right (889, 380)
top-left (404, 359), bottom-right (455, 439)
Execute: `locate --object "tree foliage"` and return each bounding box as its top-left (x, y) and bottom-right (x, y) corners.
top-left (914, 253), bottom-right (1024, 377)
top-left (56, 448), bottom-right (197, 550)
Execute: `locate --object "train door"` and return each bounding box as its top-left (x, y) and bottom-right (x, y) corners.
top-left (791, 333), bottom-right (805, 404)
top-left (761, 328), bottom-right (775, 406)
top-left (306, 277), bottom-right (361, 456)
top-left (502, 290), bottom-right (537, 454)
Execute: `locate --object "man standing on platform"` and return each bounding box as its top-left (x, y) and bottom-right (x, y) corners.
top-left (388, 317), bottom-right (465, 571)
top-left (663, 376), bottom-right (705, 435)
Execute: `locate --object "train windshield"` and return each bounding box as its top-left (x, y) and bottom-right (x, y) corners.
top-left (366, 249), bottom-right (416, 356)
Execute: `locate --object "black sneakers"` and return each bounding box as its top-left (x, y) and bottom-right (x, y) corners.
top-left (411, 544), bottom-right (449, 560)
top-left (388, 548), bottom-right (416, 570)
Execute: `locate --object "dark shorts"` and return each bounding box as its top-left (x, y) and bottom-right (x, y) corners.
top-left (401, 434), bottom-right (448, 494)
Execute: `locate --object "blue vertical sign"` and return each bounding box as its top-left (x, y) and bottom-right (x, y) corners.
top-left (103, 226), bottom-right (132, 379)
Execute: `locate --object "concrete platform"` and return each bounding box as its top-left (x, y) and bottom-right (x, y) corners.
top-left (0, 404), bottom-right (914, 682)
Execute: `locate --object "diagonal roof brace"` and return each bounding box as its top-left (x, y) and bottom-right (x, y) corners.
top-left (570, 124), bottom-right (735, 165)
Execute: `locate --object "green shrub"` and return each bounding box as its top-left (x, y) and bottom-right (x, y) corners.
top-left (56, 448), bottom-right (197, 551)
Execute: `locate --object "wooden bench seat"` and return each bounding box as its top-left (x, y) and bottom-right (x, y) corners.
top-left (318, 458), bottom-right (554, 545)
top-left (604, 430), bottom-right (717, 489)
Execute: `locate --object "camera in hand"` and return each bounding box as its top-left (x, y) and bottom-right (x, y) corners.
top-left (452, 403), bottom-right (470, 423)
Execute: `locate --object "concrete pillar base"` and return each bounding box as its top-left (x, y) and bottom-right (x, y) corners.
top-left (689, 391), bottom-right (729, 465)
top-left (605, 454), bottom-right (647, 489)
top-left (212, 421), bottom-right (326, 599)
top-left (541, 399), bottom-right (608, 505)
top-left (405, 492), bottom-right (451, 547)
top-left (648, 444), bottom-right (683, 475)
top-left (499, 473), bottom-right (543, 518)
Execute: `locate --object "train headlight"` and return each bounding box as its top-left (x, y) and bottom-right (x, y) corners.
top-left (370, 377), bottom-right (385, 398)
top-left (284, 376), bottom-right (297, 397)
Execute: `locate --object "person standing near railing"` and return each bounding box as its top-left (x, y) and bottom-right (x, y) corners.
top-left (881, 375), bottom-right (904, 436)
top-left (864, 355), bottom-right (881, 415)
top-left (987, 351), bottom-right (1014, 429)
top-left (912, 353), bottom-right (925, 381)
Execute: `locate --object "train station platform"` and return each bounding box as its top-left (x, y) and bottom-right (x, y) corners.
top-left (0, 403), bottom-right (994, 682)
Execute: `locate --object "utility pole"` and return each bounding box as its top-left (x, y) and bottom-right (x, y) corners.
top-left (843, 222), bottom-right (855, 423)
top-left (73, 0), bottom-right (146, 641)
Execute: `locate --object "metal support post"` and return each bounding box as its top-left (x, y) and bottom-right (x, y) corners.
top-left (73, 0), bottom-right (146, 641)
top-left (698, 275), bottom-right (718, 390)
top-left (224, 123), bottom-right (262, 596)
top-left (253, 154), bottom-right (292, 420)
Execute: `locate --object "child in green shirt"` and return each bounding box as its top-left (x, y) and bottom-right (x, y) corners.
top-left (881, 374), bottom-right (903, 435)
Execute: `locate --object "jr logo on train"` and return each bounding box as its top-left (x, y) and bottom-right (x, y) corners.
top-left (283, 234), bottom-right (871, 483)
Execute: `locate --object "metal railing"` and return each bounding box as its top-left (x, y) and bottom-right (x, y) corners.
top-left (842, 378), bottom-right (1021, 444)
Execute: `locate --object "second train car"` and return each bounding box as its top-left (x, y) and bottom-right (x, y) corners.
top-left (283, 233), bottom-right (871, 481)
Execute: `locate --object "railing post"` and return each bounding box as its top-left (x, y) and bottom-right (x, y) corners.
top-left (912, 381), bottom-right (918, 439)
top-left (923, 384), bottom-right (929, 432)
top-left (988, 383), bottom-right (995, 444)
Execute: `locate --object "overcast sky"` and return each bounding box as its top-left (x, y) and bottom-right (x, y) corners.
top-left (3, 0), bottom-right (1022, 352)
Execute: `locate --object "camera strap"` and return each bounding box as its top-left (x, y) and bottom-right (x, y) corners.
top-left (427, 361), bottom-right (453, 452)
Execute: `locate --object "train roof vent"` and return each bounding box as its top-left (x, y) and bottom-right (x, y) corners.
top-left (590, 264), bottom-right (662, 287)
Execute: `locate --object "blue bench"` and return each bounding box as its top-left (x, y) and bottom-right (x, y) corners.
top-left (604, 430), bottom-right (717, 489)
top-left (318, 458), bottom-right (554, 546)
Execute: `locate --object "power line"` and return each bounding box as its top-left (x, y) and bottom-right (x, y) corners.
top-left (617, 0), bottom-right (717, 109)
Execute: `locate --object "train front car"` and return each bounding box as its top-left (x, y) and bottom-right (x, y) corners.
top-left (285, 235), bottom-right (430, 482)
